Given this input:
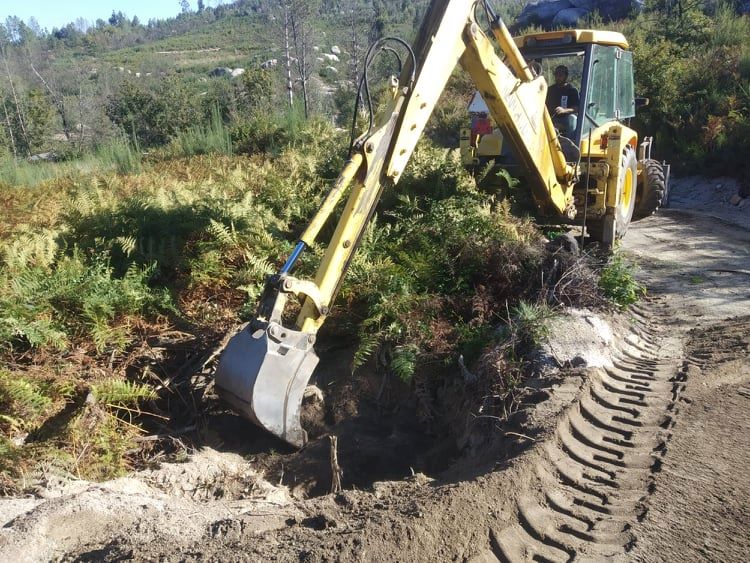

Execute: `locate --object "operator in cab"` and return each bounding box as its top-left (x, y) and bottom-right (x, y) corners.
top-left (546, 65), bottom-right (579, 136)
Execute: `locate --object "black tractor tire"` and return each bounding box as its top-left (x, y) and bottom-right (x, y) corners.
top-left (587, 146), bottom-right (638, 247)
top-left (633, 159), bottom-right (666, 220)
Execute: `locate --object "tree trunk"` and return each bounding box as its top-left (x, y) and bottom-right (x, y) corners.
top-left (290, 10), bottom-right (309, 118)
top-left (1, 96), bottom-right (18, 158)
top-left (29, 60), bottom-right (71, 141)
top-left (1, 45), bottom-right (30, 156)
top-left (283, 7), bottom-right (294, 110)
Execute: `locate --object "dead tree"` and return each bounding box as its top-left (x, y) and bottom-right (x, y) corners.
top-left (282, 5), bottom-right (294, 109)
top-left (28, 60), bottom-right (72, 142)
top-left (1, 95), bottom-right (17, 157)
top-left (343, 0), bottom-right (371, 88)
top-left (287, 0), bottom-right (319, 118)
top-left (0, 42), bottom-right (30, 155)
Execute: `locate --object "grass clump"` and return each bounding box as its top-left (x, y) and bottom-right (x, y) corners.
top-left (510, 300), bottom-right (555, 349)
top-left (96, 139), bottom-right (143, 176)
top-left (599, 250), bottom-right (645, 308)
top-left (169, 107), bottom-right (233, 158)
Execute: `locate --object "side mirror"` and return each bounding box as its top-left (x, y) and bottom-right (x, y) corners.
top-left (635, 97), bottom-right (650, 108)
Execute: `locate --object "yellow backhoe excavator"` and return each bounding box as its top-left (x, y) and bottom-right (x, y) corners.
top-left (215, 0), bottom-right (667, 447)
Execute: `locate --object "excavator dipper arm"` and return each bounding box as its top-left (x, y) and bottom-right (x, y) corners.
top-left (215, 0), bottom-right (576, 447)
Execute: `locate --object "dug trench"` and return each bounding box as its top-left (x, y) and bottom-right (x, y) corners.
top-left (2, 177), bottom-right (749, 562)
top-left (185, 330), bottom-right (536, 501)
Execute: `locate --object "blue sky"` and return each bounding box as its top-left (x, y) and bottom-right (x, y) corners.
top-left (1, 1), bottom-right (225, 32)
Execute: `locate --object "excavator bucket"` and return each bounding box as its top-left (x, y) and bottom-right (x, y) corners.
top-left (214, 322), bottom-right (319, 448)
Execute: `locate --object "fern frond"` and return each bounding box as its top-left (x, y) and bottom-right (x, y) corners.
top-left (115, 236), bottom-right (137, 257)
top-left (90, 379), bottom-right (156, 408)
top-left (351, 331), bottom-right (382, 373)
top-left (207, 219), bottom-right (237, 247)
top-left (391, 344), bottom-right (418, 382)
top-left (242, 251), bottom-right (275, 280)
top-left (0, 371), bottom-right (52, 422)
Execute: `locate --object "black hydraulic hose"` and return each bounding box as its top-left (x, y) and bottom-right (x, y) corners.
top-left (581, 127), bottom-right (593, 249)
top-left (348, 37), bottom-right (417, 157)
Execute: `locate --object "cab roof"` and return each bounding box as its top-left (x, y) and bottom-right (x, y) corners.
top-left (514, 29), bottom-right (629, 50)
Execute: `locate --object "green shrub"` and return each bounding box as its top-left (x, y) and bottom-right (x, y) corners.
top-left (627, 2), bottom-right (750, 174)
top-left (599, 251), bottom-right (644, 308)
top-left (106, 76), bottom-right (199, 148)
top-left (343, 144), bottom-right (545, 380)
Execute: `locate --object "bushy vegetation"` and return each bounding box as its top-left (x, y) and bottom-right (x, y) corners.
top-left (0, 110), bottom-right (621, 484)
top-left (343, 144), bottom-right (547, 380)
top-left (625, 1), bottom-right (750, 174)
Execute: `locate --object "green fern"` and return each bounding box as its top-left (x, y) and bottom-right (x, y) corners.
top-left (207, 219), bottom-right (237, 247)
top-left (391, 344), bottom-right (418, 382)
top-left (242, 250), bottom-right (275, 279)
top-left (352, 331), bottom-right (382, 373)
top-left (115, 236), bottom-right (138, 257)
top-left (90, 379), bottom-right (156, 408)
top-left (0, 371), bottom-right (52, 424)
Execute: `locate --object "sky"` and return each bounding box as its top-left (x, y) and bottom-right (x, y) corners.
top-left (0, 0), bottom-right (225, 32)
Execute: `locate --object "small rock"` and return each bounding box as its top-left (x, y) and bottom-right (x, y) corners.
top-left (331, 45), bottom-right (341, 55)
top-left (209, 67), bottom-right (233, 78)
top-left (570, 355), bottom-right (587, 367)
top-left (334, 491), bottom-right (356, 507)
top-left (301, 513), bottom-right (337, 530)
top-left (730, 194), bottom-right (742, 206)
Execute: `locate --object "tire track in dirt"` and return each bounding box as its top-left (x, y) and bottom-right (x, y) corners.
top-left (489, 298), bottom-right (686, 562)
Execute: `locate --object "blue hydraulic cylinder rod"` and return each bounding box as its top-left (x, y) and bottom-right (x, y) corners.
top-left (279, 241), bottom-right (306, 275)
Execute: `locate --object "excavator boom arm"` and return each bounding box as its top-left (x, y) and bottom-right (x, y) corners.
top-left (215, 0), bottom-right (576, 447)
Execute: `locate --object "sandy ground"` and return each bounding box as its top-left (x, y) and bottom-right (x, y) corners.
top-left (1, 176), bottom-right (748, 562)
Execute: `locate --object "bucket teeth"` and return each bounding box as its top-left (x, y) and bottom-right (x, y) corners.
top-left (215, 323), bottom-right (319, 448)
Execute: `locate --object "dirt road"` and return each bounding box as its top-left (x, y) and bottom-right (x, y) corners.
top-left (621, 177), bottom-right (750, 562)
top-left (1, 177), bottom-right (748, 562)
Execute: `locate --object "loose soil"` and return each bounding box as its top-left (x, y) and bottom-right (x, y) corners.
top-left (1, 176), bottom-right (749, 562)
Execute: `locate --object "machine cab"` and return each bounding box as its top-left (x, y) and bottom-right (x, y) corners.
top-left (516, 29), bottom-right (636, 145)
top-left (461, 29), bottom-right (636, 167)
